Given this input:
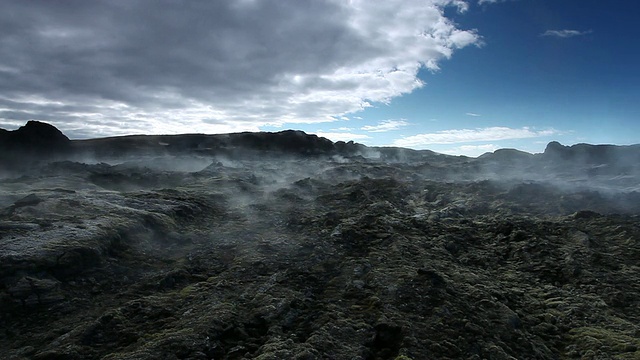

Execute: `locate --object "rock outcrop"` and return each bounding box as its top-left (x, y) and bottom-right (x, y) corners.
top-left (0, 121), bottom-right (72, 170)
top-left (0, 120), bottom-right (70, 154)
top-left (543, 141), bottom-right (640, 164)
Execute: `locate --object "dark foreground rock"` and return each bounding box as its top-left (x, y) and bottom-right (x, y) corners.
top-left (1, 154), bottom-right (639, 360)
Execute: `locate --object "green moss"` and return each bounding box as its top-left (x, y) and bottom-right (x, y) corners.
top-left (178, 284), bottom-right (197, 296)
top-left (568, 326), bottom-right (640, 356)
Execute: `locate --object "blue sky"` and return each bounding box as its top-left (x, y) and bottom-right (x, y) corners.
top-left (1, 0), bottom-right (638, 156)
top-left (287, 0), bottom-right (640, 155)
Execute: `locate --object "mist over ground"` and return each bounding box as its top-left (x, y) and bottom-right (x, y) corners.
top-left (1, 121), bottom-right (639, 359)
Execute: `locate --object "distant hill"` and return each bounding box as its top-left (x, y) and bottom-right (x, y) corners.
top-left (0, 120), bottom-right (71, 154)
top-left (542, 141), bottom-right (640, 164)
top-left (0, 121), bottom-right (457, 163)
top-left (2, 121), bottom-right (640, 179)
top-left (0, 121), bottom-right (72, 169)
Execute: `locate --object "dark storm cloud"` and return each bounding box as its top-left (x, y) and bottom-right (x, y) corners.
top-left (0, 0), bottom-right (480, 137)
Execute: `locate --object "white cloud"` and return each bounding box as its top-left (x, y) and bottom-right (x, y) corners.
top-left (477, 0), bottom-right (517, 5)
top-left (440, 144), bottom-right (499, 157)
top-left (315, 131), bottom-right (371, 142)
top-left (0, 0), bottom-right (481, 137)
top-left (361, 119), bottom-right (409, 132)
top-left (392, 126), bottom-right (557, 147)
top-left (465, 112), bottom-right (481, 117)
top-left (541, 29), bottom-right (593, 38)
top-left (451, 1), bottom-right (470, 13)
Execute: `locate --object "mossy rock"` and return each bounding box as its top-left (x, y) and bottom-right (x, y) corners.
top-left (394, 356), bottom-right (414, 360)
top-left (568, 326), bottom-right (640, 357)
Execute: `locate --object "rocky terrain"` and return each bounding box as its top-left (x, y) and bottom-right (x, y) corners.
top-left (1, 121), bottom-right (639, 359)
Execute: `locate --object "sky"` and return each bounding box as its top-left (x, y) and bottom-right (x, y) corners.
top-left (0, 0), bottom-right (638, 157)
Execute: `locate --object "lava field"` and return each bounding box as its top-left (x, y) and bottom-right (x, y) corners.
top-left (1, 122), bottom-right (639, 359)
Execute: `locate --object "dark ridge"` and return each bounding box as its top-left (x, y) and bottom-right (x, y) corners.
top-left (476, 148), bottom-right (536, 171)
top-left (3, 122), bottom-right (640, 174)
top-left (0, 121), bottom-right (445, 162)
top-left (479, 148), bottom-right (534, 161)
top-left (71, 129), bottom-right (358, 159)
top-left (543, 141), bottom-right (566, 156)
top-left (0, 121), bottom-right (72, 169)
top-left (227, 130), bottom-right (335, 154)
top-left (0, 120), bottom-right (70, 152)
top-left (372, 146), bottom-right (451, 163)
top-left (543, 141), bottom-right (640, 164)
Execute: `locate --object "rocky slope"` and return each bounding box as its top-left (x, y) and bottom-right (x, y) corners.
top-left (1, 122), bottom-right (639, 359)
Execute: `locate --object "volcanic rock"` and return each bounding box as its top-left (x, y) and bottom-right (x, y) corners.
top-left (13, 194), bottom-right (42, 208)
top-left (0, 121), bottom-right (72, 171)
top-left (1, 122), bottom-right (639, 359)
top-left (0, 120), bottom-right (70, 154)
top-left (6, 276), bottom-right (64, 306)
top-left (543, 141), bottom-right (640, 166)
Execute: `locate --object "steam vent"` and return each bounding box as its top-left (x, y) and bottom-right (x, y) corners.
top-left (1, 122), bottom-right (639, 359)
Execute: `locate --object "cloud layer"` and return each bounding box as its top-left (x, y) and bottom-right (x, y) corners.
top-left (477, 0), bottom-right (508, 5)
top-left (392, 127), bottom-right (557, 147)
top-left (440, 144), bottom-right (499, 157)
top-left (361, 119), bottom-right (410, 132)
top-left (0, 0), bottom-right (480, 137)
top-left (541, 30), bottom-right (593, 38)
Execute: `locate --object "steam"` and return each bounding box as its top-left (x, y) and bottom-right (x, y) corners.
top-left (2, 138), bottom-right (639, 221)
